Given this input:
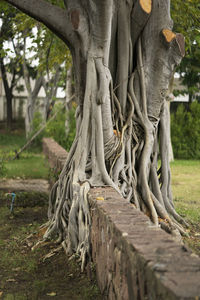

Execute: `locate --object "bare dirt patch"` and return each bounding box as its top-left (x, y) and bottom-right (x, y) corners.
top-left (0, 179), bottom-right (50, 194)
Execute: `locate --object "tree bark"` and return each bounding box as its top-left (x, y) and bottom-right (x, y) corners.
top-left (6, 0), bottom-right (186, 268)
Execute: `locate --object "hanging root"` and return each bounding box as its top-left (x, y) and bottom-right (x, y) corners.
top-left (110, 36), bottom-right (188, 235)
top-left (42, 55), bottom-right (122, 270)
top-left (39, 1), bottom-right (187, 270)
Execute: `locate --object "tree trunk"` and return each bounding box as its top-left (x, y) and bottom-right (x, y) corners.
top-left (22, 40), bottom-right (43, 138)
top-left (65, 66), bottom-right (73, 135)
top-left (0, 58), bottom-right (13, 130)
top-left (24, 78), bottom-right (43, 138)
top-left (6, 90), bottom-right (13, 130)
top-left (6, 0), bottom-right (186, 269)
top-left (25, 95), bottom-right (34, 138)
top-left (42, 64), bottom-right (60, 121)
top-left (167, 73), bottom-right (175, 162)
top-left (168, 101), bottom-right (174, 162)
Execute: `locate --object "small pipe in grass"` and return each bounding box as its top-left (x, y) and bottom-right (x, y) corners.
top-left (5, 192), bottom-right (16, 213)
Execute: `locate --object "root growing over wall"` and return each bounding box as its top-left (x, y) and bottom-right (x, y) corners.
top-left (41, 0), bottom-right (187, 270)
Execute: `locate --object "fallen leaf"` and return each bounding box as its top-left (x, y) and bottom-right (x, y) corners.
top-left (46, 292), bottom-right (56, 296)
top-left (37, 226), bottom-right (48, 238)
top-left (191, 253), bottom-right (199, 258)
top-left (122, 232), bottom-right (128, 237)
top-left (0, 291), bottom-right (3, 297)
top-left (26, 241), bottom-right (33, 247)
top-left (96, 197), bottom-right (104, 201)
top-left (12, 267), bottom-right (21, 272)
top-left (6, 279), bottom-right (16, 282)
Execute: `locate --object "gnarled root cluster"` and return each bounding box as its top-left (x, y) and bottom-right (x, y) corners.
top-left (42, 0), bottom-right (187, 270)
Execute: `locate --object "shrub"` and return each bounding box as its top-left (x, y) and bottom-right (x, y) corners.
top-left (30, 111), bottom-right (45, 150)
top-left (0, 158), bottom-right (7, 177)
top-left (45, 103), bottom-right (67, 148)
top-left (30, 103), bottom-right (76, 152)
top-left (45, 103), bottom-right (76, 151)
top-left (171, 101), bottom-right (200, 159)
top-left (64, 106), bottom-right (76, 151)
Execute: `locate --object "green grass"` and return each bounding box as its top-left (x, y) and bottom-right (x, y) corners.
top-left (1, 131), bottom-right (200, 254)
top-left (5, 155), bottom-right (49, 179)
top-left (0, 131), bottom-right (26, 150)
top-left (171, 160), bottom-right (200, 223)
top-left (0, 131), bottom-right (48, 179)
top-left (170, 159), bottom-right (200, 255)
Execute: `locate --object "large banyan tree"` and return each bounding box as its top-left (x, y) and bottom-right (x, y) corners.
top-left (6, 0), bottom-right (187, 269)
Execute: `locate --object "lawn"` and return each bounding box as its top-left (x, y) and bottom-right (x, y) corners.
top-left (1, 131), bottom-right (200, 254)
top-left (171, 160), bottom-right (200, 254)
top-left (171, 160), bottom-right (200, 223)
top-left (4, 155), bottom-right (49, 179)
top-left (0, 131), bottom-right (49, 179)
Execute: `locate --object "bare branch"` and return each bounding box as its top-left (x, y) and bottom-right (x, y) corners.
top-left (22, 39), bottom-right (32, 96)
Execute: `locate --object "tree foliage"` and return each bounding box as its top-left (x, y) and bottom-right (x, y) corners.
top-left (171, 102), bottom-right (200, 158)
top-left (171, 0), bottom-right (200, 99)
top-left (0, 3), bottom-right (24, 128)
top-left (1, 1), bottom-right (72, 134)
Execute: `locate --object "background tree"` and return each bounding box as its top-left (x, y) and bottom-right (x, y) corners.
top-left (0, 3), bottom-right (24, 129)
top-left (65, 66), bottom-right (74, 135)
top-left (171, 0), bottom-right (200, 101)
top-left (2, 6), bottom-right (72, 135)
top-left (21, 37), bottom-right (43, 137)
top-left (5, 0), bottom-right (187, 269)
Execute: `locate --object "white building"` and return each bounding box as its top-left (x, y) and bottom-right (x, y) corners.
top-left (0, 72), bottom-right (65, 122)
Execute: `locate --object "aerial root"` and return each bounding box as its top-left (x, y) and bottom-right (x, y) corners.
top-left (40, 33), bottom-right (188, 271)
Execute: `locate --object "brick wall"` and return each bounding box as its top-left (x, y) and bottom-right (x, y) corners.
top-left (43, 138), bottom-right (200, 300)
top-left (43, 138), bottom-right (67, 171)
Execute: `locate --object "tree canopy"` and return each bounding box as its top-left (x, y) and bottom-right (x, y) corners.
top-left (0, 1), bottom-right (72, 132)
top-left (171, 0), bottom-right (200, 99)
